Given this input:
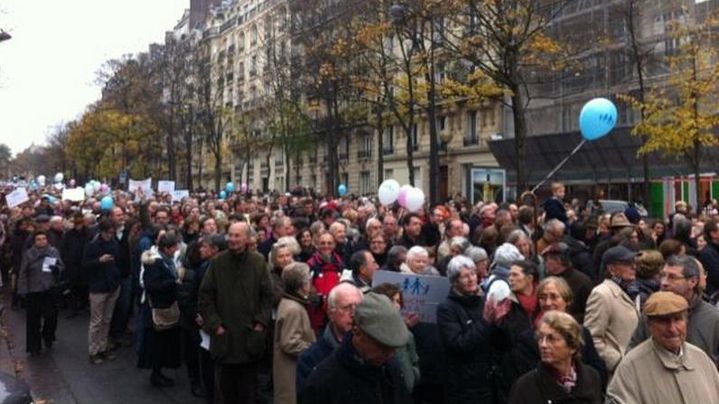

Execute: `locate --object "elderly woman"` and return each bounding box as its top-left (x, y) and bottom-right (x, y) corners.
top-left (465, 246), bottom-right (490, 281)
top-left (401, 246), bottom-right (440, 276)
top-left (508, 277), bottom-right (607, 391)
top-left (270, 237), bottom-right (301, 308)
top-left (508, 311), bottom-right (603, 403)
top-left (18, 230), bottom-right (65, 355)
top-left (437, 255), bottom-right (509, 404)
top-left (273, 262), bottom-right (316, 404)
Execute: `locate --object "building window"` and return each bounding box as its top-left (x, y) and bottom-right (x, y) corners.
top-left (384, 169), bottom-right (394, 180)
top-left (251, 25), bottom-right (258, 46)
top-left (360, 171), bottom-right (371, 195)
top-left (383, 127), bottom-right (395, 155)
top-left (358, 134), bottom-right (372, 159)
top-left (342, 173), bottom-right (349, 188)
top-left (465, 111), bottom-right (478, 145)
top-left (250, 55), bottom-right (257, 76)
top-left (411, 124), bottom-right (419, 151)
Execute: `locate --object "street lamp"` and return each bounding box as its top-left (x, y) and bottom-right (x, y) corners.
top-left (0, 30), bottom-right (11, 43)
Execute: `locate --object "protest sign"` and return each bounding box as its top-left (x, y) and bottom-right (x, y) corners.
top-left (128, 178), bottom-right (153, 195)
top-left (373, 270), bottom-right (450, 323)
top-left (158, 180), bottom-right (176, 193)
top-left (61, 187), bottom-right (85, 202)
top-left (6, 187), bottom-right (29, 208)
top-left (171, 189), bottom-right (190, 202)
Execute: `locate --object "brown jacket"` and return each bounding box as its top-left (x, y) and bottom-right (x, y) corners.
top-left (273, 293), bottom-right (315, 404)
top-left (583, 279), bottom-right (639, 373)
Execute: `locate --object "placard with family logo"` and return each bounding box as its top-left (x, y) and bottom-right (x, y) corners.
top-left (373, 270), bottom-right (450, 323)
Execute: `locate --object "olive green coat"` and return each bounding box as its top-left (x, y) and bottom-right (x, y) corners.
top-left (198, 249), bottom-right (274, 364)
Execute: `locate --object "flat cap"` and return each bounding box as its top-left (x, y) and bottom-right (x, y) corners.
top-left (354, 292), bottom-right (409, 348)
top-left (644, 291), bottom-right (688, 317)
top-left (609, 213), bottom-right (633, 228)
top-left (602, 245), bottom-right (638, 265)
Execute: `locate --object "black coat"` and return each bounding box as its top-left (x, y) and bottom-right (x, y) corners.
top-left (543, 198), bottom-right (568, 226)
top-left (300, 332), bottom-right (411, 404)
top-left (81, 235), bottom-right (122, 293)
top-left (436, 289), bottom-right (498, 404)
top-left (563, 236), bottom-right (596, 283)
top-left (61, 228), bottom-right (89, 281)
top-left (508, 362), bottom-right (602, 404)
top-left (558, 268), bottom-right (593, 324)
top-left (143, 256), bottom-right (179, 309)
top-left (699, 241), bottom-right (719, 295)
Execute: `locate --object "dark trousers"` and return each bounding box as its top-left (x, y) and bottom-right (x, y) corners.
top-left (215, 362), bottom-right (258, 404)
top-left (182, 327), bottom-right (201, 382)
top-left (25, 291), bottom-right (58, 353)
top-left (110, 276), bottom-right (132, 339)
top-left (200, 349), bottom-right (215, 404)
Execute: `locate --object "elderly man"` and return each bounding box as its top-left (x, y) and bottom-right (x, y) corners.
top-left (584, 245), bottom-right (640, 375)
top-left (607, 292), bottom-right (719, 404)
top-left (629, 255), bottom-right (719, 364)
top-left (300, 292), bottom-right (411, 404)
top-left (198, 222), bottom-right (273, 404)
top-left (437, 219), bottom-right (466, 260)
top-left (329, 221), bottom-right (353, 264)
top-left (541, 242), bottom-right (593, 323)
top-left (296, 283), bottom-right (363, 392)
top-left (536, 219), bottom-right (565, 258)
top-left (257, 216), bottom-right (291, 260)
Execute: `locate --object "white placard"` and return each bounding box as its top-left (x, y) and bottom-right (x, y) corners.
top-left (61, 187), bottom-right (85, 202)
top-left (200, 330), bottom-right (211, 351)
top-left (171, 190), bottom-right (190, 202)
top-left (128, 178), bottom-right (153, 195)
top-left (372, 270), bottom-right (450, 323)
top-left (42, 257), bottom-right (57, 273)
top-left (6, 187), bottom-right (29, 208)
top-left (157, 180), bottom-right (176, 193)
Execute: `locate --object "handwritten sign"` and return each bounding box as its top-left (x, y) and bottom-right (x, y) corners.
top-left (171, 190), bottom-right (190, 202)
top-left (6, 187), bottom-right (29, 208)
top-left (128, 178), bottom-right (153, 195)
top-left (158, 180), bottom-right (176, 193)
top-left (373, 270), bottom-right (450, 323)
top-left (61, 187), bottom-right (85, 202)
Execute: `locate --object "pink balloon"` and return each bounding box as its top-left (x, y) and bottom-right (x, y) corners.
top-left (100, 183), bottom-right (109, 193)
top-left (397, 185), bottom-right (412, 207)
top-left (241, 183), bottom-right (248, 192)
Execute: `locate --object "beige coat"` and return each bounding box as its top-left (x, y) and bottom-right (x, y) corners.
top-left (607, 339), bottom-right (719, 404)
top-left (273, 294), bottom-right (316, 404)
top-left (583, 279), bottom-right (639, 373)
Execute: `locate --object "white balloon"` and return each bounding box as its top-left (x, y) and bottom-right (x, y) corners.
top-left (54, 172), bottom-right (64, 183)
top-left (85, 183), bottom-right (95, 197)
top-left (37, 175), bottom-right (46, 186)
top-left (378, 179), bottom-right (401, 205)
top-left (405, 187), bottom-right (425, 212)
top-left (93, 181), bottom-right (101, 192)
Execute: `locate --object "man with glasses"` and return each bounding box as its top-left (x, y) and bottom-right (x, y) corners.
top-left (628, 255), bottom-right (719, 365)
top-left (584, 245), bottom-right (640, 376)
top-left (296, 283), bottom-right (363, 392)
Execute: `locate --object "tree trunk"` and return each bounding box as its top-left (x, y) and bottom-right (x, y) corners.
top-left (510, 85), bottom-right (528, 193)
top-left (693, 139), bottom-right (702, 213)
top-left (375, 108), bottom-right (384, 187)
top-left (214, 151), bottom-right (222, 192)
top-left (425, 70), bottom-right (439, 205)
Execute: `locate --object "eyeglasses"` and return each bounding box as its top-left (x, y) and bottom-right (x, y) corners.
top-left (536, 332), bottom-right (564, 344)
top-left (659, 272), bottom-right (687, 281)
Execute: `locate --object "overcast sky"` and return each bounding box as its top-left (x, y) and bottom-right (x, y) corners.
top-left (0, 0), bottom-right (188, 156)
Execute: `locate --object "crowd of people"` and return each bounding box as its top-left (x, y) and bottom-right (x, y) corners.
top-left (2, 180), bottom-right (719, 404)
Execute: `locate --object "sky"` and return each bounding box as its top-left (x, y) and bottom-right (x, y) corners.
top-left (0, 0), bottom-right (189, 156)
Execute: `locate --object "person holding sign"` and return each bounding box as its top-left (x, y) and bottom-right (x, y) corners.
top-left (17, 230), bottom-right (65, 355)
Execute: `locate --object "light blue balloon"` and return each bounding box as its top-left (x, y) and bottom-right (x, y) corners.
top-left (219, 190), bottom-right (227, 199)
top-left (338, 184), bottom-right (347, 196)
top-left (225, 182), bottom-right (235, 193)
top-left (579, 98), bottom-right (618, 141)
top-left (100, 196), bottom-right (114, 211)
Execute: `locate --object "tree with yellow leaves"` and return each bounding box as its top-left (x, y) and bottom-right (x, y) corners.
top-left (622, 13), bottom-right (719, 210)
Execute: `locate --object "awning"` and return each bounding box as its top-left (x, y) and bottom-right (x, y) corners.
top-left (488, 128), bottom-right (719, 184)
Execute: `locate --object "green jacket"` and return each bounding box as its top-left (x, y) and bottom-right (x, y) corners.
top-left (198, 249), bottom-right (273, 364)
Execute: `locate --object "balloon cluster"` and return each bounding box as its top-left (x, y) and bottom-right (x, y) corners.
top-left (377, 179), bottom-right (425, 212)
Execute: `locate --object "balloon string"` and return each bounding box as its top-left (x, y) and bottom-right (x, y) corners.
top-left (531, 139), bottom-right (587, 193)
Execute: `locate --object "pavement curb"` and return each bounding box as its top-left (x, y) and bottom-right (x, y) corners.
top-left (0, 293), bottom-right (21, 376)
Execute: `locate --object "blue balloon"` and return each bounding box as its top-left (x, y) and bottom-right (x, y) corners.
top-left (219, 190), bottom-right (227, 199)
top-left (579, 98), bottom-right (618, 140)
top-left (100, 196), bottom-right (114, 211)
top-left (338, 184), bottom-right (347, 196)
top-left (225, 182), bottom-right (235, 193)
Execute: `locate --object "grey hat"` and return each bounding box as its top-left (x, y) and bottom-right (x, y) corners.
top-left (602, 245), bottom-right (638, 265)
top-left (354, 292), bottom-right (409, 348)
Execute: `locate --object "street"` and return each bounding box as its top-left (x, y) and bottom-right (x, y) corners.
top-left (0, 290), bottom-right (204, 404)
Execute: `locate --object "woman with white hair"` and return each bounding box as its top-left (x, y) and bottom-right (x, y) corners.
top-left (437, 255), bottom-right (510, 404)
top-left (400, 246), bottom-right (440, 276)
